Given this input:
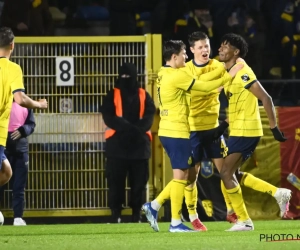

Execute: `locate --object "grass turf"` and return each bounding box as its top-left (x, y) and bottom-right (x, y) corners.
top-left (0, 220), bottom-right (299, 250)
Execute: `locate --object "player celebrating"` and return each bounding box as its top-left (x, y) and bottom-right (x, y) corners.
top-left (142, 40), bottom-right (242, 233)
top-left (217, 33), bottom-right (290, 231)
top-left (145, 32), bottom-right (292, 231)
top-left (186, 31), bottom-right (293, 226)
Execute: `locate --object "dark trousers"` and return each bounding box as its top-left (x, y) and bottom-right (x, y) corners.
top-left (105, 158), bottom-right (149, 213)
top-left (0, 152), bottom-right (28, 218)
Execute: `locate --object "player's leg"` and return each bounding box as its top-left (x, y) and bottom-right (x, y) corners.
top-left (220, 132), bottom-right (291, 218)
top-left (106, 157), bottom-right (127, 223)
top-left (210, 136), bottom-right (236, 223)
top-left (220, 153), bottom-right (254, 231)
top-left (142, 180), bottom-right (171, 231)
top-left (220, 136), bottom-right (262, 231)
top-left (184, 131), bottom-right (207, 231)
top-left (128, 159), bottom-right (149, 222)
top-left (0, 148), bottom-right (12, 225)
top-left (238, 170), bottom-right (291, 217)
top-left (143, 137), bottom-right (195, 232)
top-left (213, 158), bottom-right (237, 222)
top-left (0, 145), bottom-right (12, 187)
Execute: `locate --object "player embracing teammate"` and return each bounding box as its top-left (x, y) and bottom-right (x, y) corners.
top-left (143, 31), bottom-right (291, 232)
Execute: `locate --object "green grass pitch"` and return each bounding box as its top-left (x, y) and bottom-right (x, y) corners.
top-left (0, 220), bottom-right (299, 250)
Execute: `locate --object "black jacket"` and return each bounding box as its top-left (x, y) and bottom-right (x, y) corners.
top-left (5, 109), bottom-right (36, 154)
top-left (101, 87), bottom-right (156, 160)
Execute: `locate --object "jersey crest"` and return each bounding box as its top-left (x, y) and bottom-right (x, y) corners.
top-left (200, 160), bottom-right (214, 178)
top-left (241, 74), bottom-right (250, 82)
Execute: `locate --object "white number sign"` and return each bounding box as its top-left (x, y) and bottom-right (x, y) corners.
top-left (56, 57), bottom-right (74, 86)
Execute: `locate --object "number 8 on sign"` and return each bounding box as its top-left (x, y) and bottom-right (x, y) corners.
top-left (56, 57), bottom-right (74, 86)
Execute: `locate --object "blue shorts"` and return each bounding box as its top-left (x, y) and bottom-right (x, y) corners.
top-left (159, 136), bottom-right (193, 170)
top-left (227, 136), bottom-right (261, 161)
top-left (0, 145), bottom-right (7, 170)
top-left (190, 130), bottom-right (226, 163)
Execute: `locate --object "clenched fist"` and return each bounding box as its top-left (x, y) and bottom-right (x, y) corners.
top-left (38, 99), bottom-right (48, 109)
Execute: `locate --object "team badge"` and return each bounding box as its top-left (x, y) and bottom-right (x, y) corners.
top-left (241, 74), bottom-right (250, 82)
top-left (200, 160), bottom-right (214, 178)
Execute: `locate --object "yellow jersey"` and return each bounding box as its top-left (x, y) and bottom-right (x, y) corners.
top-left (157, 65), bottom-right (232, 138)
top-left (0, 58), bottom-right (25, 146)
top-left (187, 59), bottom-right (225, 131)
top-left (224, 62), bottom-right (263, 137)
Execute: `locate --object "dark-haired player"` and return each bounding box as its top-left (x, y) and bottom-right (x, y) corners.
top-left (217, 33), bottom-right (291, 231)
top-left (142, 39), bottom-right (242, 233)
top-left (0, 27), bottom-right (48, 221)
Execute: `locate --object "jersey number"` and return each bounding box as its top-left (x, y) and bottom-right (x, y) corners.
top-left (59, 61), bottom-right (71, 82)
top-left (56, 57), bottom-right (74, 86)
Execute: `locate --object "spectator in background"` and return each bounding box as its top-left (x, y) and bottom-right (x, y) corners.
top-left (101, 63), bottom-right (156, 223)
top-left (109, 0), bottom-right (136, 35)
top-left (0, 102), bottom-right (36, 226)
top-left (150, 0), bottom-right (189, 40)
top-left (208, 0), bottom-right (239, 42)
top-left (174, 0), bottom-right (218, 58)
top-left (1, 0), bottom-right (54, 36)
top-left (278, 0), bottom-right (298, 79)
top-left (243, 10), bottom-right (266, 78)
top-left (227, 9), bottom-right (266, 78)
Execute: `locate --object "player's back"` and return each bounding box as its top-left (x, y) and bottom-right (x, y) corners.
top-left (187, 59), bottom-right (225, 131)
top-left (157, 66), bottom-right (192, 139)
top-left (0, 58), bottom-right (24, 145)
top-left (225, 62), bottom-right (263, 137)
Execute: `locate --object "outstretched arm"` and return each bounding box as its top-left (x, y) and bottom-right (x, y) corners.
top-left (189, 64), bottom-right (243, 92)
top-left (14, 91), bottom-right (47, 109)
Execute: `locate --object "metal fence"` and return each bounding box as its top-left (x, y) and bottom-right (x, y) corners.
top-left (0, 35), bottom-right (162, 217)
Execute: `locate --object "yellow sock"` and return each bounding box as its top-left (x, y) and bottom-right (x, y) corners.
top-left (184, 185), bottom-right (197, 216)
top-left (170, 179), bottom-right (188, 220)
top-left (156, 181), bottom-right (172, 206)
top-left (241, 172), bottom-right (277, 196)
top-left (221, 180), bottom-right (233, 212)
top-left (226, 184), bottom-right (249, 221)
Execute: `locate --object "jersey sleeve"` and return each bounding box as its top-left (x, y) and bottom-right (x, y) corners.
top-left (198, 65), bottom-right (225, 81)
top-left (174, 69), bottom-right (196, 91)
top-left (239, 69), bottom-right (257, 89)
top-left (191, 71), bottom-right (232, 92)
top-left (10, 65), bottom-right (25, 93)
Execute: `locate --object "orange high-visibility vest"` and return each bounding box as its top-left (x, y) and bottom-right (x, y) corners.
top-left (105, 88), bottom-right (152, 140)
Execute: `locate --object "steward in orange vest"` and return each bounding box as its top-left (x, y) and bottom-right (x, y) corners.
top-left (101, 63), bottom-right (156, 223)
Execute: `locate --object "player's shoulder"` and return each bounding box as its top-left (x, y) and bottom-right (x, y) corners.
top-left (4, 60), bottom-right (22, 72)
top-left (157, 66), bottom-right (177, 84)
top-left (236, 62), bottom-right (256, 80)
top-left (209, 59), bottom-right (223, 67)
top-left (158, 65), bottom-right (174, 77)
top-left (185, 60), bottom-right (194, 68)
